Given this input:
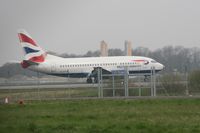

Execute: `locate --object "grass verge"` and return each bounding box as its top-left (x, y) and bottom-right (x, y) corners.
top-left (0, 98), bottom-right (200, 133)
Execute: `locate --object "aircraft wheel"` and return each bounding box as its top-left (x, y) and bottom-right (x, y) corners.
top-left (86, 78), bottom-right (93, 83)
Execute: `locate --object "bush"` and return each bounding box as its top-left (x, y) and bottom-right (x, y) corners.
top-left (189, 70), bottom-right (200, 92)
top-left (160, 74), bottom-right (186, 95)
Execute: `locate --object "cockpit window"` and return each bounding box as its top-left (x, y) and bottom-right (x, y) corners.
top-left (151, 60), bottom-right (157, 63)
top-left (144, 60), bottom-right (149, 65)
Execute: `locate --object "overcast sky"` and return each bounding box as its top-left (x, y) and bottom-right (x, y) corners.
top-left (0, 0), bottom-right (200, 66)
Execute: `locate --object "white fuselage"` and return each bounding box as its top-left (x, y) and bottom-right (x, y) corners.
top-left (28, 54), bottom-right (164, 78)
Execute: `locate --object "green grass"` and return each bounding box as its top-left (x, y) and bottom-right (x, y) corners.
top-left (0, 98), bottom-right (200, 133)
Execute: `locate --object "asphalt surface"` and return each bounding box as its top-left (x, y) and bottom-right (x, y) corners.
top-left (0, 83), bottom-right (98, 89)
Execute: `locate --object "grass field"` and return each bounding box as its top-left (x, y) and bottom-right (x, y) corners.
top-left (0, 98), bottom-right (200, 133)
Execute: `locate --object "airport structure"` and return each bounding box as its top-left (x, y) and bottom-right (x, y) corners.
top-left (100, 40), bottom-right (108, 57)
top-left (124, 40), bottom-right (132, 56)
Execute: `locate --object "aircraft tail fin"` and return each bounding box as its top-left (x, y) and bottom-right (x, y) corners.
top-left (18, 30), bottom-right (46, 68)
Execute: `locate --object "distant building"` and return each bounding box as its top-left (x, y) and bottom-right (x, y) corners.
top-left (124, 40), bottom-right (132, 56)
top-left (100, 40), bottom-right (108, 57)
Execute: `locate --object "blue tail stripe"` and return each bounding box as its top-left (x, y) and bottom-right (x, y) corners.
top-left (24, 47), bottom-right (39, 54)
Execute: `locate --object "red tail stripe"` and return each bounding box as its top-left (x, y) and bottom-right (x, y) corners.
top-left (18, 33), bottom-right (37, 46)
top-left (29, 54), bottom-right (45, 63)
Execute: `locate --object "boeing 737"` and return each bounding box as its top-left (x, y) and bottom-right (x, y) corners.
top-left (18, 30), bottom-right (164, 83)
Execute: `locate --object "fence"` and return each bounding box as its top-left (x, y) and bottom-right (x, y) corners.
top-left (97, 67), bottom-right (158, 98)
top-left (0, 67), bottom-right (197, 103)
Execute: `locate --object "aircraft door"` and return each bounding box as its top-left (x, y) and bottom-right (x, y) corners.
top-left (51, 64), bottom-right (57, 73)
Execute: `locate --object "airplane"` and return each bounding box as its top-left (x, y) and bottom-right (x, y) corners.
top-left (18, 30), bottom-right (164, 83)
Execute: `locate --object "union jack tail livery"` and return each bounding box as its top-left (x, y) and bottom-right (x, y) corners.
top-left (18, 30), bottom-right (46, 68)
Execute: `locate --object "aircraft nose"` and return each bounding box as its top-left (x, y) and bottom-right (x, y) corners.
top-left (159, 63), bottom-right (165, 70)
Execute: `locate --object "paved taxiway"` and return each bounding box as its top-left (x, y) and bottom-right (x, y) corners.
top-left (0, 83), bottom-right (97, 89)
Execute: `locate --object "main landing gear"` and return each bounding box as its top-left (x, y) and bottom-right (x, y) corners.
top-left (86, 76), bottom-right (99, 83)
top-left (86, 68), bottom-right (102, 83)
top-left (86, 77), bottom-right (93, 83)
